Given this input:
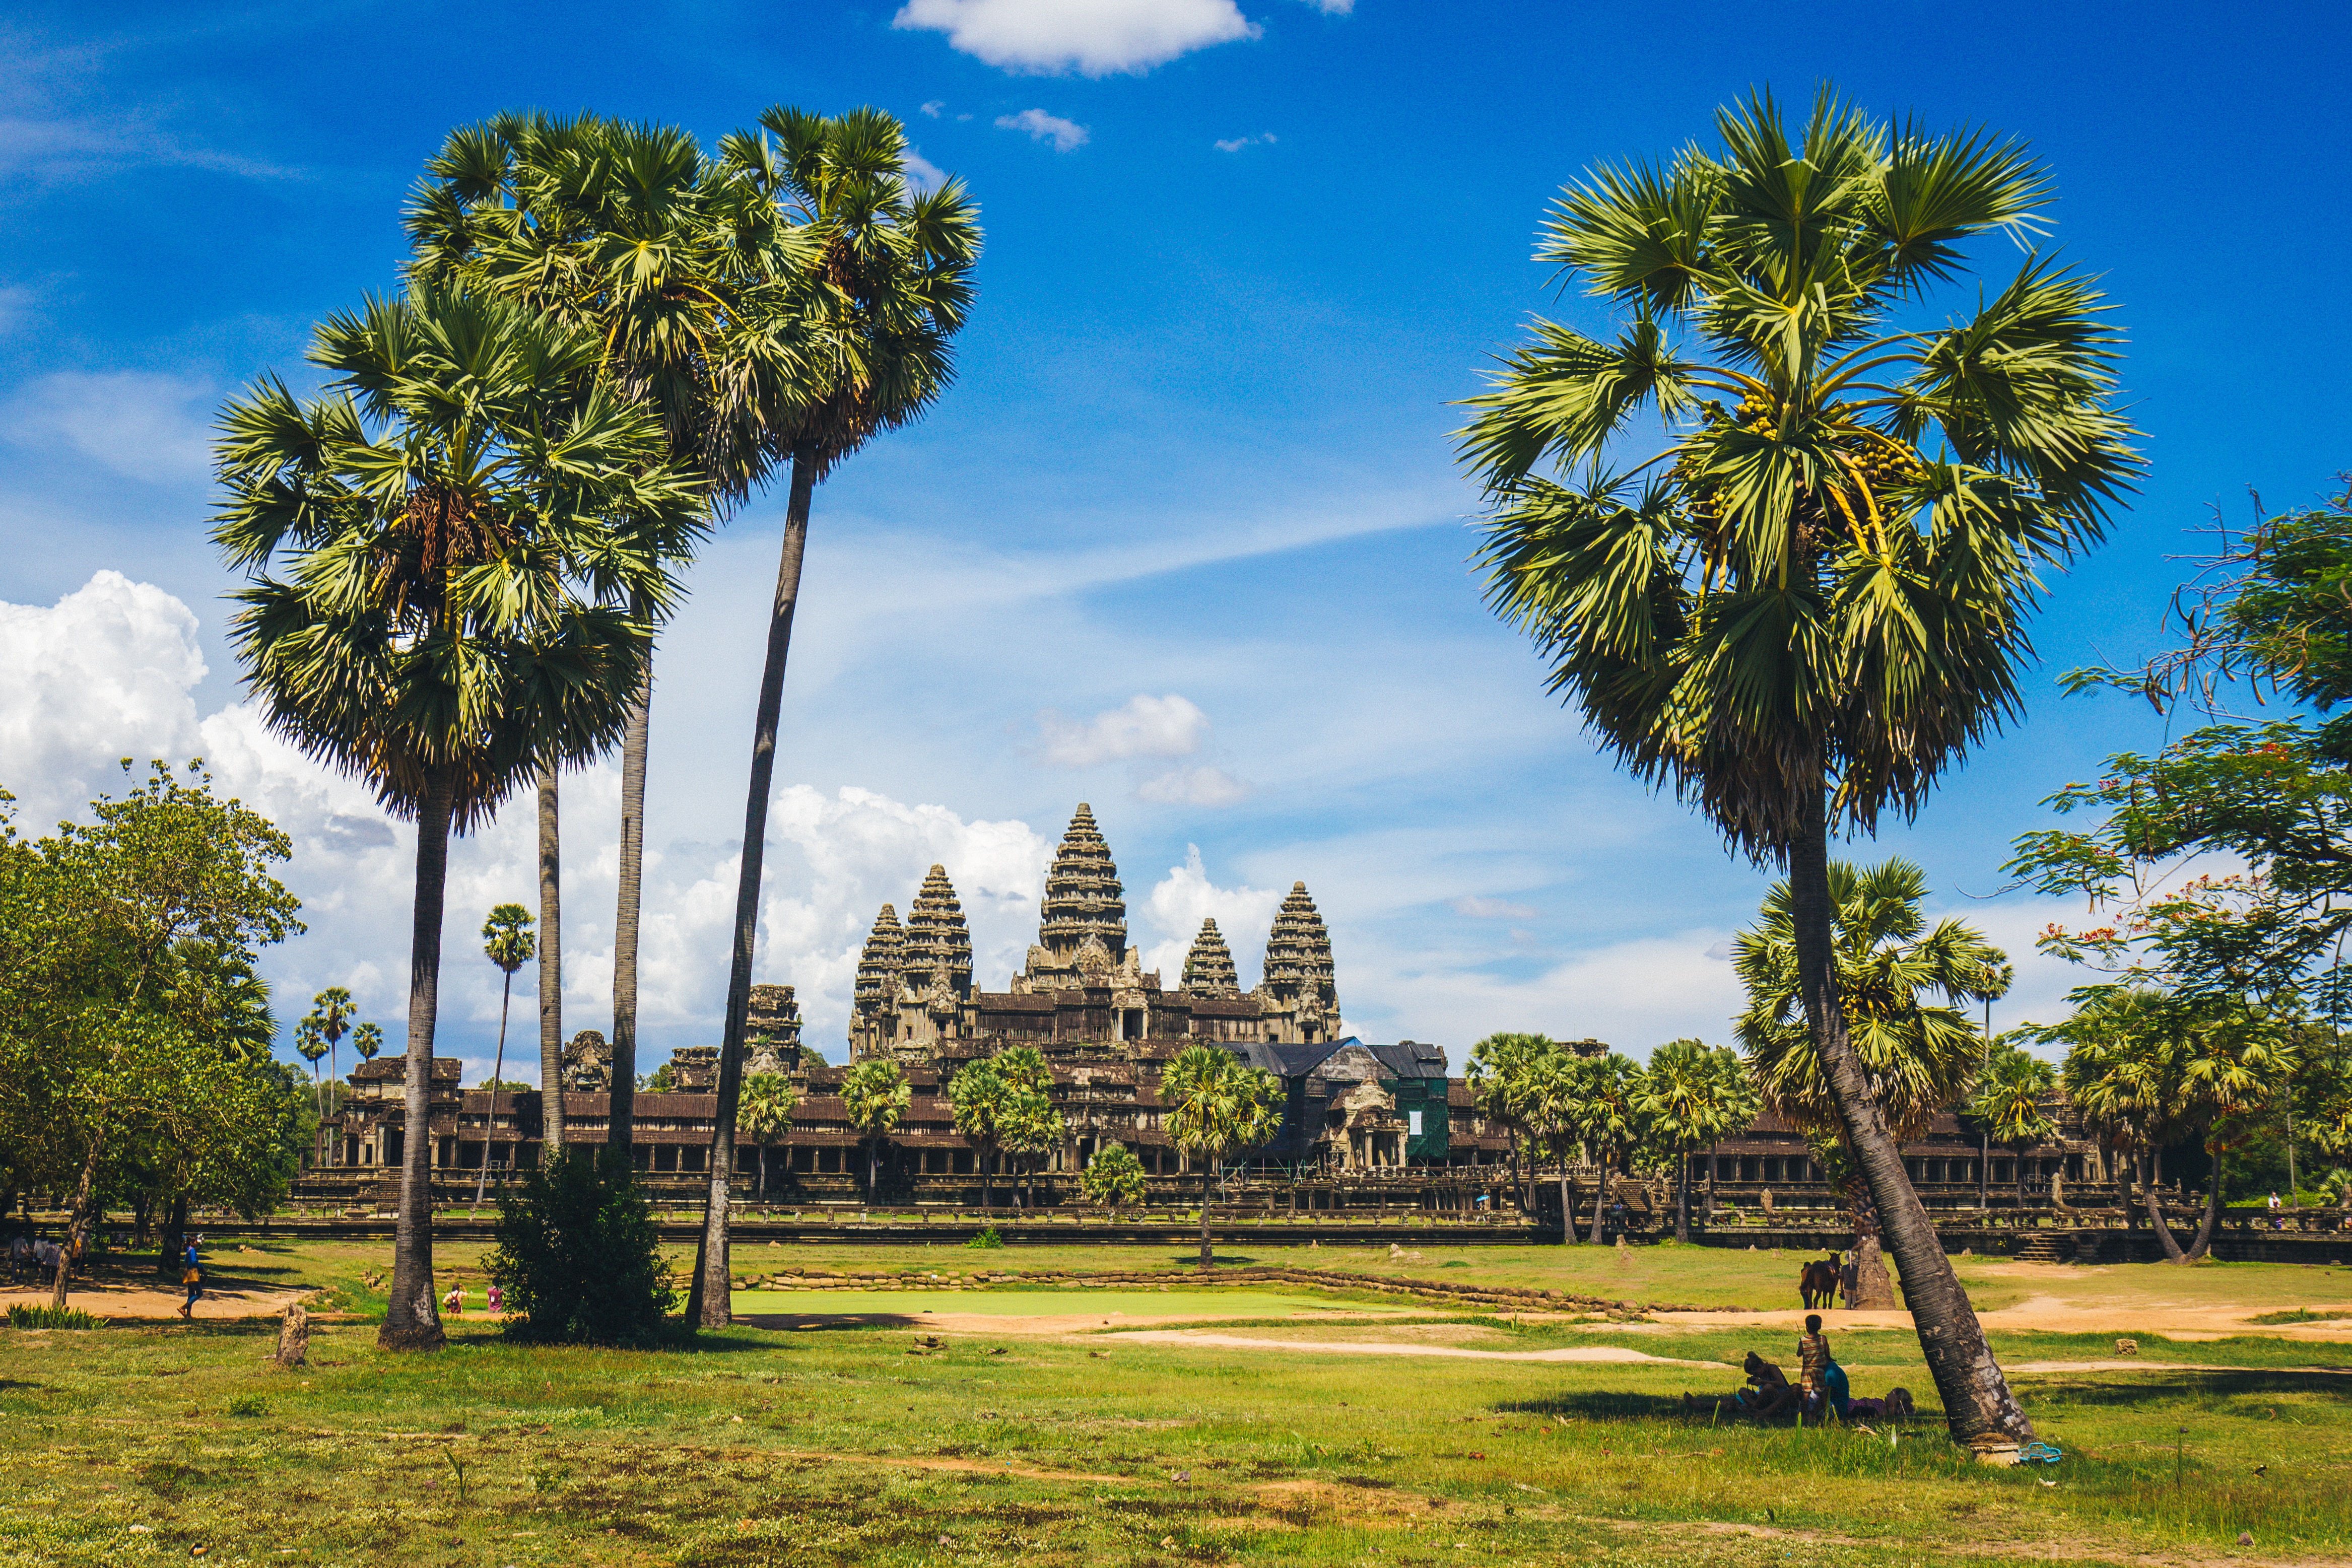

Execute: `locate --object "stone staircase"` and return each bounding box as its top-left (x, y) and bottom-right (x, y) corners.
top-left (2016, 1232), bottom-right (2068, 1263)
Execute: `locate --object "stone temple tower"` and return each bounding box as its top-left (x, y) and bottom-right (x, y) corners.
top-left (849, 904), bottom-right (905, 1058)
top-left (1253, 882), bottom-right (1342, 1044)
top-left (1015, 803), bottom-right (1144, 992)
top-left (1180, 917), bottom-right (1241, 998)
top-left (900, 863), bottom-right (974, 1033)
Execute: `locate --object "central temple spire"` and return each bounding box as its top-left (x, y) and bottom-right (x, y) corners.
top-left (1036, 802), bottom-right (1126, 963)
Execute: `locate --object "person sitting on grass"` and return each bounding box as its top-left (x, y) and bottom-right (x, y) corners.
top-left (1797, 1314), bottom-right (1831, 1418)
top-left (1684, 1351), bottom-right (1800, 1420)
top-left (1845, 1387), bottom-right (1915, 1423)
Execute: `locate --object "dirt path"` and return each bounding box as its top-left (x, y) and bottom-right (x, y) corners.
top-left (737, 1308), bottom-right (1383, 1337)
top-left (1655, 1292), bottom-right (2352, 1343)
top-left (1, 1280), bottom-right (306, 1321)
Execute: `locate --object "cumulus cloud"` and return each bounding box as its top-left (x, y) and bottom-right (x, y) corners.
top-left (1139, 844), bottom-right (1283, 986)
top-left (994, 108), bottom-right (1091, 152)
top-left (1451, 894), bottom-right (1538, 920)
top-left (1135, 764), bottom-right (1249, 806)
top-left (898, 0), bottom-right (1255, 75)
top-left (1036, 693), bottom-right (1208, 767)
top-left (3, 370), bottom-right (212, 485)
top-left (902, 147), bottom-right (951, 193)
top-left (919, 100), bottom-right (947, 117)
top-left (1300, 0), bottom-right (1351, 11)
top-left (1214, 131), bottom-right (1276, 153)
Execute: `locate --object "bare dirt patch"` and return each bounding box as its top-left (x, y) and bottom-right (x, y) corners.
top-left (1104, 1329), bottom-right (1723, 1366)
top-left (1, 1280), bottom-right (308, 1322)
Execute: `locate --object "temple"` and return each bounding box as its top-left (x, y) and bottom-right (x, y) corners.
top-left (299, 802), bottom-right (2106, 1225)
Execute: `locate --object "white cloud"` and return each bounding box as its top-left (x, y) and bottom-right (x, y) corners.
top-left (1214, 131), bottom-right (1276, 153)
top-left (919, 100), bottom-right (947, 117)
top-left (994, 108), bottom-right (1091, 152)
top-left (902, 147), bottom-right (951, 194)
top-left (3, 370), bottom-right (212, 485)
top-left (1135, 764), bottom-right (1249, 806)
top-left (1452, 895), bottom-right (1538, 920)
top-left (1036, 693), bottom-right (1208, 767)
top-left (0, 285), bottom-right (35, 336)
top-left (1140, 844), bottom-right (1283, 987)
top-left (1300, 0), bottom-right (1352, 11)
top-left (898, 0), bottom-right (1255, 75)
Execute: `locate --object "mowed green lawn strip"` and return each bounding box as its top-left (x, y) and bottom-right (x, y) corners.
top-left (731, 1288), bottom-right (1390, 1319)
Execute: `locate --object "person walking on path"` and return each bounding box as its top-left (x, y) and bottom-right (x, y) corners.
top-left (1797, 1314), bottom-right (1832, 1421)
top-left (178, 1237), bottom-right (204, 1319)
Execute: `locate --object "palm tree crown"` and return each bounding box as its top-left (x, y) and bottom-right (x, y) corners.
top-left (1459, 89), bottom-right (2139, 855)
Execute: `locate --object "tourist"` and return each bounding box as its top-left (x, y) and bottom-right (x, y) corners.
top-left (6, 1229), bottom-right (29, 1285)
top-left (1845, 1387), bottom-right (1914, 1423)
top-left (1839, 1253), bottom-right (1858, 1309)
top-left (1797, 1314), bottom-right (1831, 1420)
top-left (486, 1283), bottom-right (503, 1315)
top-left (443, 1283), bottom-right (464, 1316)
top-left (178, 1237), bottom-right (204, 1319)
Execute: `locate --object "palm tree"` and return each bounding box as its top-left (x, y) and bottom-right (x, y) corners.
top-left (1639, 1039), bottom-right (1759, 1242)
top-left (1968, 1042), bottom-right (2056, 1213)
top-left (352, 1022), bottom-right (383, 1064)
top-left (1566, 1053), bottom-right (1643, 1244)
top-left (1510, 1043), bottom-right (1582, 1241)
top-left (406, 114), bottom-right (801, 1155)
top-left (213, 284), bottom-right (697, 1352)
top-left (948, 1060), bottom-right (1011, 1215)
top-left (736, 1073), bottom-right (797, 1200)
top-left (1161, 1044), bottom-right (1282, 1271)
top-left (1736, 857), bottom-right (2006, 1303)
top-left (1081, 1142), bottom-right (1148, 1219)
top-left (312, 987), bottom-right (356, 1139)
top-left (841, 1058), bottom-right (911, 1204)
top-left (1467, 1032), bottom-right (1552, 1216)
top-left (1458, 87), bottom-right (2137, 1450)
top-left (688, 106), bottom-right (981, 1328)
top-left (294, 1015), bottom-right (329, 1129)
top-left (476, 904), bottom-right (535, 1205)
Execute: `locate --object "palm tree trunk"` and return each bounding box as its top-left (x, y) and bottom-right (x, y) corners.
top-left (475, 971), bottom-right (514, 1207)
top-left (1586, 1151), bottom-right (1607, 1245)
top-left (1676, 1148), bottom-right (1692, 1244)
top-left (1200, 1158), bottom-right (1215, 1270)
top-left (2139, 1151), bottom-right (2189, 1261)
top-left (689, 456), bottom-right (816, 1331)
top-left (608, 653), bottom-right (652, 1153)
top-left (382, 774), bottom-right (454, 1353)
top-left (1558, 1166), bottom-right (1572, 1246)
top-left (536, 768), bottom-right (566, 1162)
top-left (1788, 783), bottom-right (2031, 1452)
top-left (755, 1144), bottom-right (766, 1201)
top-left (2184, 1143), bottom-right (2224, 1261)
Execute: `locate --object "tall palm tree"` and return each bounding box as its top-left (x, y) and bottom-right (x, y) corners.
top-left (1638, 1039), bottom-right (1759, 1242)
top-left (1567, 1052), bottom-right (1643, 1243)
top-left (1968, 1041), bottom-right (2056, 1212)
top-left (213, 284), bottom-right (698, 1351)
top-left (313, 987), bottom-right (356, 1137)
top-left (948, 1059), bottom-right (1010, 1215)
top-left (1161, 1044), bottom-right (1282, 1271)
top-left (687, 106), bottom-right (981, 1328)
top-left (405, 114), bottom-right (792, 1153)
top-left (1737, 857), bottom-right (2005, 1300)
top-left (476, 903), bottom-right (535, 1204)
top-left (1467, 1032), bottom-right (1552, 1216)
top-left (352, 1021), bottom-right (383, 1063)
top-left (842, 1058), bottom-right (911, 1203)
top-left (295, 1015), bottom-right (328, 1128)
top-left (1458, 87), bottom-right (2137, 1449)
top-left (1517, 1043), bottom-right (1584, 1241)
top-left (736, 1072), bottom-right (797, 1200)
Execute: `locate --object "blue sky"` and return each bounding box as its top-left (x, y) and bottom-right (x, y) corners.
top-left (3, 0), bottom-right (2348, 1082)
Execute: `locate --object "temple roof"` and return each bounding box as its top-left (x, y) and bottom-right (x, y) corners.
top-left (855, 904), bottom-right (905, 1008)
top-left (1259, 881), bottom-right (1337, 1010)
top-left (1180, 917), bottom-right (1241, 997)
top-left (902, 864), bottom-right (974, 997)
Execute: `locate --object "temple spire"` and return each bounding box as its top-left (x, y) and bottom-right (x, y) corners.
top-left (1255, 881), bottom-right (1341, 1043)
top-left (902, 864), bottom-right (974, 1000)
top-left (1036, 802), bottom-right (1126, 962)
top-left (1180, 917), bottom-right (1240, 997)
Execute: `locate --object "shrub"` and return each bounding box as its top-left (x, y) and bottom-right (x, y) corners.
top-left (1079, 1143), bottom-right (1148, 1214)
top-left (7, 1304), bottom-right (102, 1330)
top-left (965, 1226), bottom-right (1005, 1250)
top-left (489, 1148), bottom-right (678, 1345)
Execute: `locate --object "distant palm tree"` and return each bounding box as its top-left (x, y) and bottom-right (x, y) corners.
top-left (312, 987), bottom-right (356, 1121)
top-left (1457, 88), bottom-right (2137, 1450)
top-left (948, 1060), bottom-right (1012, 1216)
top-left (1736, 857), bottom-right (2006, 1302)
top-left (687, 105), bottom-right (981, 1329)
top-left (213, 284), bottom-right (697, 1351)
top-left (841, 1059), bottom-right (911, 1204)
top-left (351, 1022), bottom-right (383, 1063)
top-left (1467, 1032), bottom-right (1553, 1215)
top-left (1566, 1053), bottom-right (1642, 1244)
top-left (295, 1015), bottom-right (329, 1124)
top-left (1968, 1042), bottom-right (2056, 1212)
top-left (476, 904), bottom-right (535, 1205)
top-left (1081, 1143), bottom-right (1148, 1219)
top-left (736, 1073), bottom-right (797, 1200)
top-left (1161, 1044), bottom-right (1282, 1271)
top-left (1638, 1040), bottom-right (1758, 1242)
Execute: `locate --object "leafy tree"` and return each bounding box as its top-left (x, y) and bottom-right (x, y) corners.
top-left (476, 903), bottom-right (535, 1204)
top-left (841, 1059), bottom-right (911, 1202)
top-left (213, 285), bottom-right (698, 1351)
top-left (1466, 1032), bottom-right (1553, 1213)
top-left (948, 1061), bottom-right (1012, 1214)
top-left (736, 1072), bottom-right (797, 1199)
top-left (1080, 1142), bottom-right (1148, 1217)
top-left (1736, 858), bottom-right (2006, 1303)
top-left (1455, 88), bottom-right (2133, 1450)
top-left (1966, 1041), bottom-right (2057, 1211)
top-left (1161, 1044), bottom-right (1282, 1271)
top-left (0, 764), bottom-right (304, 1307)
top-left (488, 1147), bottom-right (676, 1345)
top-left (1637, 1039), bottom-right (1759, 1241)
top-left (690, 106), bottom-right (982, 1329)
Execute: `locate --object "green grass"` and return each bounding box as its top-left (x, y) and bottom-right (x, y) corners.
top-left (732, 1288), bottom-right (1395, 1320)
top-left (7, 1238), bottom-right (2350, 1565)
top-left (6, 1304), bottom-right (102, 1329)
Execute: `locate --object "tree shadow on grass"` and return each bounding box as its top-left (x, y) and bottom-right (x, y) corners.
top-left (2028, 1370), bottom-right (2352, 1406)
top-left (1497, 1391), bottom-right (1695, 1420)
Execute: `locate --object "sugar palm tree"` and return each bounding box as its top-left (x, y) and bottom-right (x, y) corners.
top-left (213, 284), bottom-right (698, 1351)
top-left (736, 1072), bottom-right (797, 1200)
top-left (1968, 1042), bottom-right (2056, 1212)
top-left (294, 1014), bottom-right (329, 1127)
top-left (1457, 88), bottom-right (2138, 1449)
top-left (1514, 1043), bottom-right (1583, 1241)
top-left (688, 105), bottom-right (981, 1328)
top-left (1736, 857), bottom-right (2006, 1300)
top-left (948, 1060), bottom-right (1011, 1215)
top-left (312, 986), bottom-right (356, 1124)
top-left (841, 1058), bottom-right (911, 1204)
top-left (1566, 1052), bottom-right (1643, 1243)
top-left (1467, 1032), bottom-right (1552, 1215)
top-left (1161, 1044), bottom-right (1282, 1271)
top-left (1638, 1039), bottom-right (1758, 1242)
top-left (475, 903), bottom-right (535, 1204)
top-left (352, 1021), bottom-right (383, 1063)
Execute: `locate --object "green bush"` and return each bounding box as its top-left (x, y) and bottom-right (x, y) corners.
top-left (965, 1226), bottom-right (1005, 1250)
top-left (7, 1304), bottom-right (102, 1330)
top-left (489, 1147), bottom-right (678, 1345)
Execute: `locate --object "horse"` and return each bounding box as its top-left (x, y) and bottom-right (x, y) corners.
top-left (1799, 1251), bottom-right (1843, 1310)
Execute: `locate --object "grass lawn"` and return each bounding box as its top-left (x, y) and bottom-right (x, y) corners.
top-left (4, 1237), bottom-right (2349, 1567)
